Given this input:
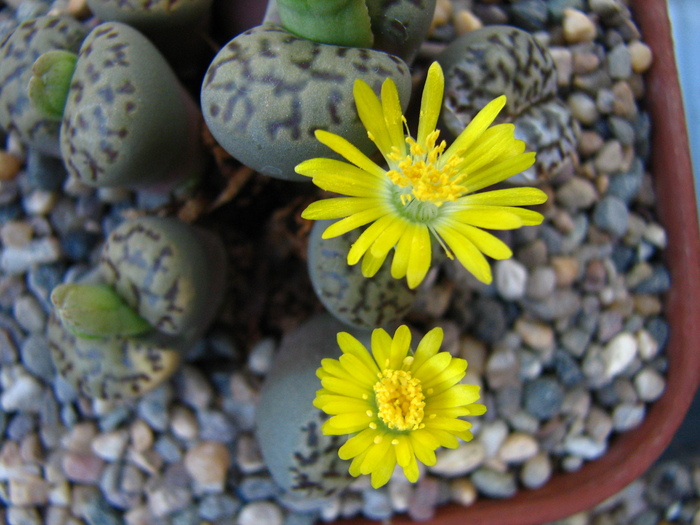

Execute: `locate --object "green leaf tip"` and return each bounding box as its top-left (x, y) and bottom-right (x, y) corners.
top-left (28, 49), bottom-right (78, 121)
top-left (51, 283), bottom-right (153, 339)
top-left (277, 0), bottom-right (374, 48)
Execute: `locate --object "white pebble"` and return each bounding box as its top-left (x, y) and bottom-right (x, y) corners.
top-left (23, 190), bottom-right (57, 215)
top-left (237, 501), bottom-right (284, 525)
top-left (1, 366), bottom-right (44, 412)
top-left (636, 329), bottom-right (660, 361)
top-left (602, 332), bottom-right (638, 379)
top-left (498, 433), bottom-right (539, 464)
top-left (564, 435), bottom-right (607, 460)
top-left (91, 430), bottom-right (129, 461)
top-left (495, 259), bottom-right (528, 300)
top-left (248, 338), bottom-right (277, 375)
top-left (642, 222), bottom-right (667, 248)
top-left (430, 441), bottom-right (486, 476)
top-left (478, 420), bottom-right (509, 458)
top-left (612, 402), bottom-right (646, 431)
top-left (633, 367), bottom-right (666, 402)
top-left (1, 237), bottom-right (62, 274)
top-left (0, 220), bottom-right (33, 247)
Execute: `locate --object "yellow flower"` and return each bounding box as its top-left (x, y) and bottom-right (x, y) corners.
top-left (297, 62), bottom-right (548, 289)
top-left (313, 325), bottom-right (486, 488)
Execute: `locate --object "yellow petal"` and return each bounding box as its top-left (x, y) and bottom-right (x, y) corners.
top-left (337, 332), bottom-right (378, 374)
top-left (436, 225), bottom-right (493, 283)
top-left (409, 431), bottom-right (437, 466)
top-left (441, 95), bottom-right (506, 165)
top-left (411, 327), bottom-right (443, 372)
top-left (450, 206), bottom-right (523, 230)
top-left (349, 448), bottom-right (370, 477)
top-left (467, 403), bottom-right (488, 416)
top-left (297, 159), bottom-right (384, 196)
top-left (427, 428), bottom-right (460, 448)
top-left (413, 352), bottom-right (452, 384)
top-left (370, 450), bottom-right (396, 488)
top-left (322, 206), bottom-right (389, 238)
top-left (369, 216), bottom-right (409, 259)
top-left (339, 352), bottom-right (379, 384)
top-left (417, 62), bottom-right (444, 147)
top-left (360, 250), bottom-right (388, 277)
top-left (323, 412), bottom-right (374, 433)
top-left (389, 325), bottom-right (412, 369)
top-left (371, 328), bottom-right (393, 369)
top-left (381, 78), bottom-right (407, 158)
top-left (302, 197), bottom-right (380, 220)
top-left (360, 434), bottom-right (393, 475)
top-left (422, 358), bottom-right (467, 390)
top-left (348, 214), bottom-right (397, 265)
top-left (315, 395), bottom-right (373, 415)
top-left (402, 453), bottom-right (420, 483)
top-left (461, 152), bottom-right (537, 194)
top-left (314, 129), bottom-right (386, 176)
top-left (394, 435), bottom-right (414, 467)
top-left (338, 427), bottom-right (378, 460)
top-left (435, 220), bottom-right (513, 260)
top-left (426, 384), bottom-right (481, 409)
top-left (458, 124), bottom-right (525, 174)
top-left (406, 224), bottom-right (431, 289)
top-left (391, 222), bottom-right (416, 279)
top-left (321, 358), bottom-right (374, 388)
top-left (462, 187), bottom-right (548, 207)
top-left (321, 376), bottom-right (371, 398)
top-left (354, 79), bottom-right (394, 158)
top-left (423, 415), bottom-right (472, 433)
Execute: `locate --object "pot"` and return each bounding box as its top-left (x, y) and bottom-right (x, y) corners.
top-left (338, 0), bottom-right (700, 523)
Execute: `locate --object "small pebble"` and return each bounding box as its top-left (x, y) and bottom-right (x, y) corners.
top-left (563, 9), bottom-right (597, 43)
top-left (0, 151), bottom-right (23, 181)
top-left (248, 338), bottom-right (277, 375)
top-left (454, 10), bottom-right (482, 35)
top-left (520, 452), bottom-right (552, 489)
top-left (523, 377), bottom-right (564, 420)
top-left (629, 41), bottom-right (653, 73)
top-left (61, 451), bottom-right (105, 484)
top-left (431, 441), bottom-right (486, 476)
top-left (494, 258), bottom-right (528, 300)
top-left (515, 318), bottom-right (554, 352)
top-left (549, 47), bottom-right (573, 86)
top-left (633, 367), bottom-right (665, 402)
top-left (91, 430), bottom-right (129, 462)
top-left (471, 468), bottom-right (517, 499)
top-left (612, 402), bottom-right (646, 431)
top-left (170, 405), bottom-right (199, 441)
top-left (602, 332), bottom-right (638, 379)
top-left (184, 441), bottom-right (230, 492)
top-left (607, 44), bottom-right (633, 80)
top-left (498, 433), bottom-right (539, 464)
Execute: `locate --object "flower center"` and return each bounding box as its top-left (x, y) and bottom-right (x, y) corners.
top-left (373, 369), bottom-right (425, 431)
top-left (386, 130), bottom-right (465, 211)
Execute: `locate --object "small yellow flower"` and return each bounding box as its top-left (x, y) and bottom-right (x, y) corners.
top-left (297, 62), bottom-right (548, 289)
top-left (314, 325), bottom-right (486, 488)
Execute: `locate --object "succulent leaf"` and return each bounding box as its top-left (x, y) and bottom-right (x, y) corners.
top-left (51, 283), bottom-right (153, 339)
top-left (28, 50), bottom-right (78, 121)
top-left (276, 0), bottom-right (373, 47)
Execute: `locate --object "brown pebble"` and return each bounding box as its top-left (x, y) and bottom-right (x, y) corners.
top-left (578, 131), bottom-right (605, 158)
top-left (61, 452), bottom-right (105, 484)
top-left (634, 294), bottom-right (663, 316)
top-left (551, 256), bottom-right (579, 287)
top-left (572, 52), bottom-right (600, 74)
top-left (629, 41), bottom-right (653, 73)
top-left (184, 441), bottom-right (230, 491)
top-left (0, 151), bottom-right (23, 181)
top-left (454, 10), bottom-right (483, 35)
top-left (563, 9), bottom-right (597, 43)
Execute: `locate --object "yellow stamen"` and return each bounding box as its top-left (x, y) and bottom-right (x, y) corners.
top-left (387, 132), bottom-right (465, 206)
top-left (373, 369), bottom-right (425, 431)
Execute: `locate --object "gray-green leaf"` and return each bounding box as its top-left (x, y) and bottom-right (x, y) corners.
top-left (28, 49), bottom-right (78, 121)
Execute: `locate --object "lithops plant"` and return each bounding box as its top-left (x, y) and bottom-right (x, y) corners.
top-left (307, 220), bottom-right (416, 329)
top-left (256, 313), bottom-right (362, 502)
top-left (0, 15), bottom-right (88, 157)
top-left (48, 216), bottom-right (227, 401)
top-left (201, 24), bottom-right (412, 181)
top-left (84, 0), bottom-right (213, 78)
top-left (30, 21), bottom-right (207, 190)
top-left (437, 25), bottom-right (580, 180)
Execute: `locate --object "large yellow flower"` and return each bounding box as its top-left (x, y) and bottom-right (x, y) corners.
top-left (297, 62), bottom-right (548, 289)
top-left (314, 325), bottom-right (485, 488)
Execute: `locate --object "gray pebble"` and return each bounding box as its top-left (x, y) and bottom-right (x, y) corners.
top-left (593, 195), bottom-right (629, 237)
top-left (520, 452), bottom-right (552, 489)
top-left (633, 265), bottom-right (671, 294)
top-left (154, 435), bottom-right (183, 463)
top-left (556, 177), bottom-right (598, 211)
top-left (523, 377), bottom-right (564, 420)
top-left (26, 263), bottom-right (65, 312)
top-left (198, 493), bottom-right (241, 521)
top-left (1, 365), bottom-right (45, 412)
top-left (564, 435), bottom-right (607, 459)
top-left (471, 468), bottom-right (517, 498)
top-left (568, 92), bottom-right (599, 125)
top-left (548, 0), bottom-right (585, 21)
top-left (81, 493), bottom-right (123, 525)
top-left (526, 266), bottom-right (557, 300)
top-left (646, 462), bottom-right (695, 507)
top-left (553, 350), bottom-right (585, 386)
top-left (248, 338), bottom-right (277, 376)
top-left (608, 116), bottom-right (636, 147)
top-left (137, 386), bottom-right (173, 432)
top-left (20, 334), bottom-right (55, 382)
top-left (197, 410), bottom-right (236, 443)
top-left (607, 44), bottom-right (632, 80)
top-left (407, 476), bottom-right (441, 521)
top-left (510, 0), bottom-right (549, 31)
top-left (633, 367), bottom-right (665, 402)
top-left (494, 259), bottom-right (528, 300)
top-left (612, 402), bottom-right (646, 431)
top-left (523, 289), bottom-right (582, 321)
top-left (13, 294), bottom-right (46, 333)
top-left (362, 489), bottom-right (393, 521)
top-left (239, 475), bottom-right (281, 501)
top-left (485, 348), bottom-right (520, 389)
top-left (6, 412), bottom-right (36, 441)
top-left (1, 237), bottom-right (62, 274)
